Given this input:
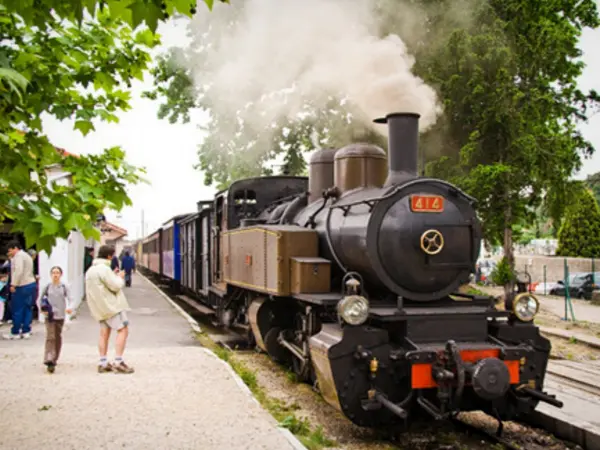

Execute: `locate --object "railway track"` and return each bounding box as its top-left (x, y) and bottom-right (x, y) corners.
top-left (547, 360), bottom-right (600, 398)
top-left (143, 275), bottom-right (587, 450)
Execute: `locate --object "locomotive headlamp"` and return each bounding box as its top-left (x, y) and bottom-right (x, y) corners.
top-left (512, 292), bottom-right (540, 322)
top-left (337, 295), bottom-right (370, 326)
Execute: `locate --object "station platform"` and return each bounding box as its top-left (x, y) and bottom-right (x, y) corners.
top-left (532, 369), bottom-right (600, 450)
top-left (0, 275), bottom-right (303, 450)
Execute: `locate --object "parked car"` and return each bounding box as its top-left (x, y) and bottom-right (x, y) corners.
top-left (533, 282), bottom-right (558, 295)
top-left (549, 272), bottom-right (600, 300)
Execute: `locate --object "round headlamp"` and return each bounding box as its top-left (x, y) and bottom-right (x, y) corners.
top-left (512, 293), bottom-right (540, 322)
top-left (337, 295), bottom-right (369, 326)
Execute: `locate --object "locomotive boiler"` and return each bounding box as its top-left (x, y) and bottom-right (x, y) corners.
top-left (140, 112), bottom-right (563, 429)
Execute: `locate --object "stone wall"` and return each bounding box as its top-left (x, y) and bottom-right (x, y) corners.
top-left (495, 254), bottom-right (600, 283)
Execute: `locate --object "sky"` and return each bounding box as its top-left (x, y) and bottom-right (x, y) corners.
top-left (42, 15), bottom-right (600, 240)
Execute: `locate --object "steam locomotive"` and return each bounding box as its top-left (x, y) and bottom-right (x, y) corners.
top-left (137, 112), bottom-right (562, 428)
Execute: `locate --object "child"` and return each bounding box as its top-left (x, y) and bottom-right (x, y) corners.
top-left (39, 266), bottom-right (73, 373)
top-left (0, 273), bottom-right (8, 326)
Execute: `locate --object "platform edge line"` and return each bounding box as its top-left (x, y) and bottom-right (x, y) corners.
top-left (522, 410), bottom-right (600, 450)
top-left (540, 326), bottom-right (600, 350)
top-left (198, 347), bottom-right (308, 450)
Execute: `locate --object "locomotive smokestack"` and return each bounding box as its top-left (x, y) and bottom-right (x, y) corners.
top-left (374, 112), bottom-right (420, 187)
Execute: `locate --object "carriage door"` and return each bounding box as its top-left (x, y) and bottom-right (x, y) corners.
top-left (190, 220), bottom-right (196, 291)
top-left (212, 196), bottom-right (224, 285)
top-left (201, 213), bottom-right (210, 295)
top-left (181, 225), bottom-right (189, 289)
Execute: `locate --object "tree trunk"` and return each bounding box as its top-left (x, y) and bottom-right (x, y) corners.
top-left (503, 206), bottom-right (514, 299)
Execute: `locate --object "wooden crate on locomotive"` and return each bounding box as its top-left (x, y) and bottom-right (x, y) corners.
top-left (290, 257), bottom-right (331, 294)
top-left (222, 225), bottom-right (324, 296)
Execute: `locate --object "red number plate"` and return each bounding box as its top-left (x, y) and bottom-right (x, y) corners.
top-left (410, 195), bottom-right (444, 213)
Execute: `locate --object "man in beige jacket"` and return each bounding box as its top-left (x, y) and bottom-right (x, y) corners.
top-left (85, 245), bottom-right (134, 374)
top-left (4, 241), bottom-right (36, 340)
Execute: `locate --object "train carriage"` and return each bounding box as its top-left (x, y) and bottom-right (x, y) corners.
top-left (141, 229), bottom-right (161, 274)
top-left (134, 239), bottom-right (143, 265)
top-left (179, 212), bottom-right (199, 294)
top-left (160, 214), bottom-right (193, 289)
top-left (179, 201), bottom-right (213, 296)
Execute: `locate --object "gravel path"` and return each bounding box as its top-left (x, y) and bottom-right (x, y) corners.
top-left (0, 276), bottom-right (298, 450)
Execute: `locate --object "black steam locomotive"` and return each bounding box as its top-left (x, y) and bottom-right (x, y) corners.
top-left (139, 112), bottom-right (562, 429)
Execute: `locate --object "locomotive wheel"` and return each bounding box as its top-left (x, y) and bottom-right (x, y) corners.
top-left (291, 354), bottom-right (314, 383)
top-left (264, 327), bottom-right (291, 364)
top-left (246, 327), bottom-right (256, 350)
top-left (291, 313), bottom-right (312, 382)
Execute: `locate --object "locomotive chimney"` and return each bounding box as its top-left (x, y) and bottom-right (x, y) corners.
top-left (373, 112), bottom-right (420, 187)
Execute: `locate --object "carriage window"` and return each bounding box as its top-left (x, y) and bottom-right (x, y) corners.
top-left (233, 189), bottom-right (257, 222)
top-left (233, 189), bottom-right (257, 205)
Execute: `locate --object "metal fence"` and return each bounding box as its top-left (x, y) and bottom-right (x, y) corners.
top-left (520, 258), bottom-right (599, 322)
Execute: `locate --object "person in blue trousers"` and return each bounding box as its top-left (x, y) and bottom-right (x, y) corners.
top-left (3, 241), bottom-right (37, 340)
top-left (120, 251), bottom-right (136, 287)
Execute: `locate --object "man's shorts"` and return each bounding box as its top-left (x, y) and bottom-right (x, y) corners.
top-left (100, 311), bottom-right (129, 330)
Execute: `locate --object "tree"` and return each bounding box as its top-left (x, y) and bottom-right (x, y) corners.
top-left (556, 187), bottom-right (600, 258)
top-left (585, 171), bottom-right (600, 205)
top-left (0, 6), bottom-right (159, 252)
top-left (420, 0), bottom-right (599, 296)
top-left (542, 179), bottom-right (584, 236)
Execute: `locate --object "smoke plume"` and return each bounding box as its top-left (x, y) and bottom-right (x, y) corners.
top-left (182, 0), bottom-right (442, 139)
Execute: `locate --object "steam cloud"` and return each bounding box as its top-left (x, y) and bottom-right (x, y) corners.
top-left (183, 0), bottom-right (442, 140)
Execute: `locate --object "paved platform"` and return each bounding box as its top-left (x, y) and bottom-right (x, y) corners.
top-left (534, 367), bottom-right (600, 450)
top-left (0, 275), bottom-right (301, 450)
top-left (541, 326), bottom-right (600, 349)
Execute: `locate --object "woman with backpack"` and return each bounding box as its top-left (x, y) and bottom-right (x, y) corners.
top-left (39, 266), bottom-right (74, 373)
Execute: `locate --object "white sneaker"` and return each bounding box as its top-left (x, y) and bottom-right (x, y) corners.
top-left (3, 333), bottom-right (19, 340)
top-left (22, 332), bottom-right (31, 339)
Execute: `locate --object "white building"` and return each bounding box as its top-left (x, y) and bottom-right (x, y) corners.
top-left (37, 161), bottom-right (96, 308)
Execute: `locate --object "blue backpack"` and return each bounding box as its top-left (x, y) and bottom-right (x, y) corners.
top-left (0, 281), bottom-right (7, 303)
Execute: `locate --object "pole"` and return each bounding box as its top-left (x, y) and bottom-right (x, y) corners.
top-left (564, 258), bottom-right (569, 321)
top-left (563, 259), bottom-right (576, 321)
top-left (141, 209), bottom-right (145, 238)
top-left (543, 265), bottom-right (547, 296)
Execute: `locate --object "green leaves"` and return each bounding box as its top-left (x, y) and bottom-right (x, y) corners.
top-left (33, 215), bottom-right (61, 238)
top-left (2, 0), bottom-right (229, 33)
top-left (74, 120), bottom-right (96, 136)
top-left (134, 28), bottom-right (159, 47)
top-left (128, 1), bottom-right (162, 32)
top-left (0, 4), bottom-right (155, 253)
top-left (0, 67), bottom-right (29, 101)
top-left (556, 187), bottom-right (600, 258)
